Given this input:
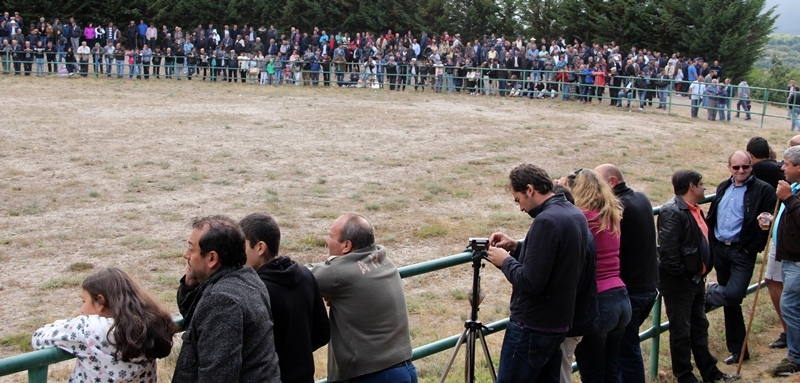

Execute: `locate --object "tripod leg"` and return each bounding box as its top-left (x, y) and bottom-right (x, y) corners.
top-left (466, 330), bottom-right (476, 383)
top-left (478, 329), bottom-right (497, 382)
top-left (439, 328), bottom-right (470, 383)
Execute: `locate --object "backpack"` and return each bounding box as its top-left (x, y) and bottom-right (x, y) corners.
top-left (71, 26), bottom-right (81, 38)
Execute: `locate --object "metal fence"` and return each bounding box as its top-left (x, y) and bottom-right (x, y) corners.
top-left (0, 194), bottom-right (773, 383)
top-left (1, 54), bottom-right (798, 130)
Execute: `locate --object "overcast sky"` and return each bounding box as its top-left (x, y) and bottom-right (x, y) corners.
top-left (767, 0), bottom-right (800, 35)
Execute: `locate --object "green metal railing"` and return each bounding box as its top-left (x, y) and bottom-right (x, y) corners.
top-left (0, 193), bottom-right (773, 382)
top-left (1, 53), bottom-right (798, 129)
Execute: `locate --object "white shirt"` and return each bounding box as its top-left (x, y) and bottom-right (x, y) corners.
top-left (32, 315), bottom-right (157, 383)
top-left (690, 80), bottom-right (705, 100)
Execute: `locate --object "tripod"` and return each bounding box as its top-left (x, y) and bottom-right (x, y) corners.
top-left (439, 249), bottom-right (497, 383)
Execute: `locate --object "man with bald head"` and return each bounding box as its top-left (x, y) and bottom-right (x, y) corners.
top-left (595, 164), bottom-right (659, 383)
top-left (706, 151), bottom-right (777, 364)
top-left (307, 214), bottom-right (417, 382)
top-left (791, 135), bottom-right (800, 148)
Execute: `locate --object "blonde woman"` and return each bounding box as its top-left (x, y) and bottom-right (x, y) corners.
top-left (569, 169), bottom-right (631, 383)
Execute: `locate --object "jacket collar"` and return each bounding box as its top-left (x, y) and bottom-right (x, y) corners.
top-left (528, 193), bottom-right (566, 218)
top-left (612, 182), bottom-right (632, 197)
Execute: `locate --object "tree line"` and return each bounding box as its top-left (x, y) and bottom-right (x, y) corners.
top-left (3, 0), bottom-right (777, 80)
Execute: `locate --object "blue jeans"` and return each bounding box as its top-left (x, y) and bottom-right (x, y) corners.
top-left (637, 90), bottom-right (647, 108)
top-left (781, 260), bottom-right (800, 365)
top-left (657, 87), bottom-right (668, 108)
top-left (618, 290), bottom-right (658, 383)
top-left (348, 361), bottom-right (417, 383)
top-left (722, 99), bottom-right (731, 121)
top-left (574, 287), bottom-right (632, 383)
top-left (691, 99), bottom-right (700, 117)
top-left (792, 107), bottom-right (800, 131)
top-left (498, 321), bottom-right (564, 383)
top-left (736, 100), bottom-right (750, 118)
top-left (618, 91), bottom-right (633, 107)
top-left (444, 73), bottom-right (453, 93)
top-left (35, 58), bottom-right (44, 75)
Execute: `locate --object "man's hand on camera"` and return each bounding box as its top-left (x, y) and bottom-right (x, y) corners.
top-left (487, 246), bottom-right (510, 267)
top-left (489, 232), bottom-right (517, 252)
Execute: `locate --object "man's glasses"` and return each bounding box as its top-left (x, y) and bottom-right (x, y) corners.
top-left (731, 165), bottom-right (751, 171)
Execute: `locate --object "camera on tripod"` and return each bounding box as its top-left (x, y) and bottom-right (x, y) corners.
top-left (468, 237), bottom-right (489, 252)
top-left (440, 238), bottom-right (497, 383)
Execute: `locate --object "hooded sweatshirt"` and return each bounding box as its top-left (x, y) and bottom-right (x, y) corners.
top-left (257, 257), bottom-right (330, 383)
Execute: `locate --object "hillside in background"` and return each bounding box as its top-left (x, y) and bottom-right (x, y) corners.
top-left (756, 34), bottom-right (800, 70)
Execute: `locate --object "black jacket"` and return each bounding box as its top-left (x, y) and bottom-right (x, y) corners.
top-left (706, 175), bottom-right (776, 256)
top-left (256, 257), bottom-right (330, 383)
top-left (777, 188), bottom-right (800, 262)
top-left (657, 195), bottom-right (712, 284)
top-left (614, 183), bottom-right (659, 293)
top-left (501, 194), bottom-right (593, 329)
top-left (175, 266), bottom-right (281, 383)
top-left (752, 159), bottom-right (785, 190)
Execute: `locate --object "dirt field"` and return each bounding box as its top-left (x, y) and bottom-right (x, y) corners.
top-left (0, 75), bottom-right (797, 382)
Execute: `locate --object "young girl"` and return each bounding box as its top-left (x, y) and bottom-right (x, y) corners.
top-left (32, 268), bottom-right (175, 383)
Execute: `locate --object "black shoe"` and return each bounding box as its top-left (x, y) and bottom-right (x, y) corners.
top-left (770, 332), bottom-right (788, 349)
top-left (724, 352), bottom-right (749, 365)
top-left (770, 358), bottom-right (800, 377)
top-left (707, 373), bottom-right (740, 382)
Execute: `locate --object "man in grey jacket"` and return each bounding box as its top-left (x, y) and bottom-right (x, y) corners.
top-left (173, 215), bottom-right (281, 383)
top-left (736, 79), bottom-right (751, 120)
top-left (308, 213), bottom-right (417, 382)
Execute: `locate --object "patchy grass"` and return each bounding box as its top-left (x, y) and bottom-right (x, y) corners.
top-left (0, 332), bottom-right (33, 352)
top-left (0, 79), bottom-right (793, 382)
top-left (39, 276), bottom-right (83, 290)
top-left (412, 224), bottom-right (449, 239)
top-left (68, 262), bottom-right (94, 272)
top-left (119, 236), bottom-right (162, 250)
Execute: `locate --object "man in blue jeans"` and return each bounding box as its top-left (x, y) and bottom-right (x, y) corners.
top-left (308, 214), bottom-right (417, 383)
top-left (487, 164), bottom-right (594, 383)
top-left (595, 164), bottom-right (659, 383)
top-left (770, 146), bottom-right (800, 376)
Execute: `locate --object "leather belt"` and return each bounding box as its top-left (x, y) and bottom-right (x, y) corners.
top-left (719, 241), bottom-right (741, 246)
top-left (386, 359), bottom-right (412, 370)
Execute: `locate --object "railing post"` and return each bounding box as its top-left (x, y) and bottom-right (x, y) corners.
top-left (668, 79), bottom-right (673, 114)
top-left (28, 366), bottom-right (48, 383)
top-left (649, 294), bottom-right (662, 380)
top-left (761, 89), bottom-right (769, 129)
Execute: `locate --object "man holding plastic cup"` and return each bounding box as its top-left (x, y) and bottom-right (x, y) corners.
top-left (705, 151), bottom-right (776, 364)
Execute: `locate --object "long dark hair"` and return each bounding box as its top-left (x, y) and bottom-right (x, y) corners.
top-left (82, 268), bottom-right (176, 362)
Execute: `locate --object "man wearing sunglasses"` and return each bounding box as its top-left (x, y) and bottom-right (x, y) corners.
top-left (706, 151), bottom-right (777, 365)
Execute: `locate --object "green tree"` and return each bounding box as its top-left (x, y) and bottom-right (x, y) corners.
top-left (443, 0), bottom-right (500, 42)
top-left (674, 0), bottom-right (776, 81)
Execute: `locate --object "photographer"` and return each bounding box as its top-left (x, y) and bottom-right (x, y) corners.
top-left (487, 164), bottom-right (594, 383)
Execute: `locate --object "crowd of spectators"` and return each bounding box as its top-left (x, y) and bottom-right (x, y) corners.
top-left (0, 10), bottom-right (788, 124)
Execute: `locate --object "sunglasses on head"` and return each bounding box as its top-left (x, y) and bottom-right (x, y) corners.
top-left (731, 165), bottom-right (751, 171)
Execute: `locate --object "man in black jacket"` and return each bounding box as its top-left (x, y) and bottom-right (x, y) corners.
top-left (595, 164), bottom-right (658, 383)
top-left (747, 137), bottom-right (788, 349)
top-left (706, 151), bottom-right (777, 364)
top-left (487, 164), bottom-right (594, 383)
top-left (658, 170), bottom-right (734, 383)
top-left (770, 146), bottom-right (800, 376)
top-left (239, 213), bottom-right (330, 383)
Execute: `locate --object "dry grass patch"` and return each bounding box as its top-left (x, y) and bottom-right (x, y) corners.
top-left (0, 76), bottom-right (796, 382)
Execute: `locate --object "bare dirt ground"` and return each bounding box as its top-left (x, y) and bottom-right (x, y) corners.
top-left (0, 75), bottom-right (797, 382)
